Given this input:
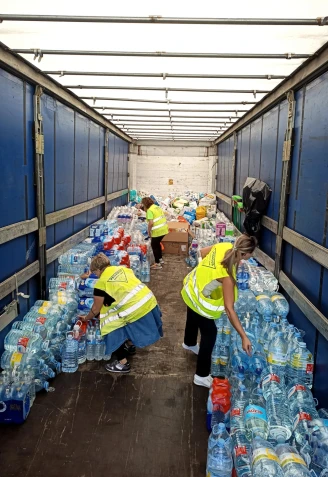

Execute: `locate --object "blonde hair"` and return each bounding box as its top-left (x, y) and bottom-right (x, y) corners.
top-left (90, 253), bottom-right (110, 273)
top-left (221, 234), bottom-right (258, 283)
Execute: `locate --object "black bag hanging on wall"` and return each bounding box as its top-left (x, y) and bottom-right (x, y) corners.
top-left (242, 177), bottom-right (272, 238)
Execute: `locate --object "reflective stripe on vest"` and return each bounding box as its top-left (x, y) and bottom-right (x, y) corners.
top-left (99, 283), bottom-right (146, 318)
top-left (100, 291), bottom-right (154, 329)
top-left (191, 272), bottom-right (225, 313)
top-left (183, 269), bottom-right (225, 318)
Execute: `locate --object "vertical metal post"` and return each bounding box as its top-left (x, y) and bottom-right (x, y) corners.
top-left (274, 90), bottom-right (296, 278)
top-left (104, 129), bottom-right (109, 218)
top-left (33, 85), bottom-right (47, 298)
top-left (231, 131), bottom-right (238, 218)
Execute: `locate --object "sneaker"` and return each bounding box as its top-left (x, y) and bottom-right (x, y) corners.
top-left (159, 259), bottom-right (165, 265)
top-left (150, 263), bottom-right (162, 270)
top-left (105, 360), bottom-right (131, 374)
top-left (193, 374), bottom-right (213, 388)
top-left (124, 341), bottom-right (136, 356)
top-left (182, 343), bottom-right (199, 355)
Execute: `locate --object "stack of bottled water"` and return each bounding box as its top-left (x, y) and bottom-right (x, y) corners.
top-left (206, 255), bottom-right (324, 477)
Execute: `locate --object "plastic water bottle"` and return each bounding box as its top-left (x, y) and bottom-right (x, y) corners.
top-left (231, 348), bottom-right (250, 375)
top-left (61, 332), bottom-right (78, 373)
top-left (249, 344), bottom-right (267, 379)
top-left (287, 381), bottom-right (317, 416)
top-left (275, 443), bottom-right (312, 477)
top-left (287, 342), bottom-right (314, 388)
top-left (256, 295), bottom-right (273, 316)
top-left (271, 293), bottom-right (289, 318)
top-left (86, 327), bottom-right (96, 361)
top-left (208, 423), bottom-right (232, 452)
top-left (263, 322), bottom-right (278, 354)
top-left (140, 260), bottom-right (150, 283)
top-left (308, 419), bottom-right (328, 470)
top-left (211, 340), bottom-right (221, 376)
top-left (94, 326), bottom-right (105, 361)
top-left (244, 388), bottom-right (268, 440)
top-left (259, 315), bottom-right (272, 345)
top-left (267, 331), bottom-right (288, 374)
top-left (266, 391), bottom-right (293, 443)
top-left (23, 366), bottom-right (36, 405)
top-left (251, 437), bottom-right (284, 477)
top-left (292, 405), bottom-right (319, 448)
top-left (232, 432), bottom-right (252, 477)
top-left (4, 329), bottom-right (44, 353)
top-left (230, 385), bottom-right (249, 434)
top-left (260, 366), bottom-right (285, 400)
top-left (207, 438), bottom-right (233, 477)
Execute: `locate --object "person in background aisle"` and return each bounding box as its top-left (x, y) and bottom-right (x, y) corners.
top-left (141, 197), bottom-right (169, 270)
top-left (181, 234), bottom-right (258, 388)
top-left (79, 253), bottom-right (163, 374)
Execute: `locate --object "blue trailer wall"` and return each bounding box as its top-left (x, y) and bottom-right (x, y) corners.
top-left (0, 66), bottom-right (129, 356)
top-left (217, 69), bottom-right (328, 406)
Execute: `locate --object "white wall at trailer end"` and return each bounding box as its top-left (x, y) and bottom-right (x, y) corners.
top-left (129, 142), bottom-right (217, 197)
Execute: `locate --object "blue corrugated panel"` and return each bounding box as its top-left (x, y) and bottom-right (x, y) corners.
top-left (108, 132), bottom-right (115, 194)
top-left (249, 117), bottom-right (262, 179)
top-left (73, 113), bottom-right (89, 233)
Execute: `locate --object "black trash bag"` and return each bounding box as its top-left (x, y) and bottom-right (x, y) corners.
top-left (242, 177), bottom-right (272, 238)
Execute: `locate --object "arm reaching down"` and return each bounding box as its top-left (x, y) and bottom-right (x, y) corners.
top-left (79, 295), bottom-right (104, 322)
top-left (222, 276), bottom-right (252, 355)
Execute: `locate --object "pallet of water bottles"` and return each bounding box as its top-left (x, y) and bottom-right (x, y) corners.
top-left (206, 258), bottom-right (328, 477)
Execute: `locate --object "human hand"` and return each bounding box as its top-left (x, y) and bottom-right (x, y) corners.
top-left (242, 335), bottom-right (252, 356)
top-left (78, 315), bottom-right (89, 323)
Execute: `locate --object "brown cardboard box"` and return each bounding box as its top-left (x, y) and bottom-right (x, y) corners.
top-left (162, 221), bottom-right (189, 256)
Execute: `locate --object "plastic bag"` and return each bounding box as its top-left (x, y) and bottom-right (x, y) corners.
top-left (196, 206), bottom-right (206, 220)
top-left (242, 178), bottom-right (272, 237)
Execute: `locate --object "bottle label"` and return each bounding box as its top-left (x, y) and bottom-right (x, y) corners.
top-left (244, 404), bottom-right (267, 422)
top-left (252, 448), bottom-right (279, 465)
top-left (293, 412), bottom-right (312, 431)
top-left (267, 353), bottom-right (287, 366)
top-left (85, 278), bottom-right (98, 288)
top-left (256, 295), bottom-right (268, 301)
top-left (279, 452), bottom-right (306, 468)
top-left (57, 291), bottom-right (67, 305)
top-left (10, 352), bottom-right (23, 367)
top-left (235, 446), bottom-right (247, 457)
top-left (17, 336), bottom-right (29, 353)
top-left (306, 363), bottom-right (314, 374)
top-left (287, 384), bottom-right (306, 399)
top-left (231, 408), bottom-right (241, 417)
top-left (223, 327), bottom-right (231, 335)
top-left (271, 295), bottom-right (283, 302)
top-left (261, 373), bottom-right (281, 386)
top-left (36, 317), bottom-right (47, 325)
top-left (38, 301), bottom-right (51, 314)
top-left (59, 282), bottom-right (68, 289)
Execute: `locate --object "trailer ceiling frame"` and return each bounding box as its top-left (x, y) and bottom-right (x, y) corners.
top-left (1, 14), bottom-right (327, 26)
top-left (64, 85), bottom-right (271, 94)
top-left (13, 49), bottom-right (310, 60)
top-left (42, 70), bottom-right (287, 80)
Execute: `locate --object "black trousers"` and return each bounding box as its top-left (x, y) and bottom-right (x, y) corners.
top-left (184, 306), bottom-right (217, 377)
top-left (114, 342), bottom-right (128, 361)
top-left (151, 235), bottom-right (165, 263)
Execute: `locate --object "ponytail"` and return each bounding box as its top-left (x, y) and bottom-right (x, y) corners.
top-left (221, 234), bottom-right (258, 283)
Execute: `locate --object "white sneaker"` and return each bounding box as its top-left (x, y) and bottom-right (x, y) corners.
top-left (159, 259), bottom-right (165, 265)
top-left (193, 374), bottom-right (213, 388)
top-left (182, 343), bottom-right (199, 355)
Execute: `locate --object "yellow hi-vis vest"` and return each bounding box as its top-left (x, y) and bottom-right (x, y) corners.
top-left (95, 266), bottom-right (158, 336)
top-left (148, 204), bottom-right (169, 238)
top-left (181, 243), bottom-right (238, 319)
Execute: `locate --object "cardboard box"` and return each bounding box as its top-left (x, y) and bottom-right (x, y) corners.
top-left (162, 221), bottom-right (189, 256)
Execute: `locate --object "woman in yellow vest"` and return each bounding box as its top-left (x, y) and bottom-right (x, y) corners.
top-left (141, 197), bottom-right (169, 270)
top-left (181, 234), bottom-right (257, 388)
top-left (79, 253), bottom-right (163, 374)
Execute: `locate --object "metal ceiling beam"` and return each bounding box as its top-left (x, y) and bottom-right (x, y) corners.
top-left (2, 14), bottom-right (327, 25)
top-left (124, 129), bottom-right (228, 133)
top-left (95, 106), bottom-right (250, 112)
top-left (43, 70), bottom-right (287, 80)
top-left (66, 85), bottom-right (270, 94)
top-left (13, 49), bottom-right (310, 60)
top-left (115, 122), bottom-right (229, 128)
top-left (104, 111), bottom-right (238, 121)
top-left (107, 114), bottom-right (238, 120)
top-left (82, 96), bottom-right (256, 105)
top-left (113, 119), bottom-right (233, 124)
